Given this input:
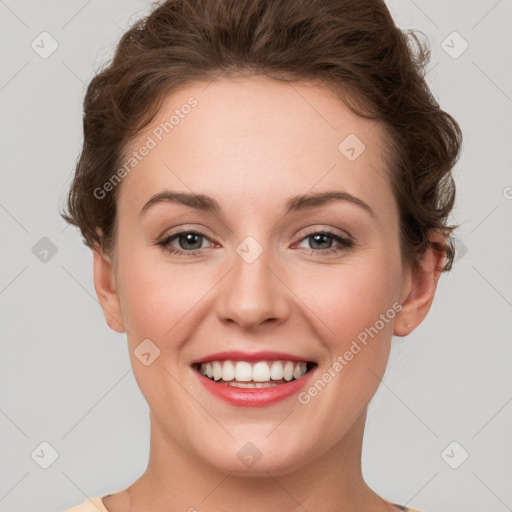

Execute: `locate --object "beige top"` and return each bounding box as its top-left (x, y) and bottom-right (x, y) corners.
top-left (63, 496), bottom-right (423, 512)
top-left (63, 496), bottom-right (109, 512)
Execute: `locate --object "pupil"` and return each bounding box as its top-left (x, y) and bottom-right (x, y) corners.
top-left (311, 234), bottom-right (330, 250)
top-left (180, 233), bottom-right (202, 250)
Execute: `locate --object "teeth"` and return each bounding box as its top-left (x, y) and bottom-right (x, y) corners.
top-left (293, 362), bottom-right (304, 379)
top-left (235, 361), bottom-right (253, 382)
top-left (270, 361), bottom-right (283, 380)
top-left (252, 362), bottom-right (270, 382)
top-left (283, 361), bottom-right (295, 381)
top-left (212, 361), bottom-right (222, 381)
top-left (197, 360), bottom-right (309, 383)
top-left (221, 360), bottom-right (235, 381)
top-left (226, 381), bottom-right (284, 388)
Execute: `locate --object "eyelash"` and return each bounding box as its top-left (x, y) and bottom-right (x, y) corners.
top-left (157, 228), bottom-right (354, 257)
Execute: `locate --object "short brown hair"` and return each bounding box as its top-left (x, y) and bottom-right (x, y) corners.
top-left (60, 0), bottom-right (463, 271)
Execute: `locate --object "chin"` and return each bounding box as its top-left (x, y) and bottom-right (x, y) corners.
top-left (193, 436), bottom-right (312, 477)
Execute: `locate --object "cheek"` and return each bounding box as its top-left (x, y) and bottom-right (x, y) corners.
top-left (291, 258), bottom-right (401, 428)
top-left (116, 246), bottom-right (215, 344)
top-left (293, 255), bottom-right (401, 346)
top-left (115, 248), bottom-right (210, 400)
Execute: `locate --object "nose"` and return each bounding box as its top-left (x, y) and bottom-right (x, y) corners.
top-left (215, 242), bottom-right (291, 330)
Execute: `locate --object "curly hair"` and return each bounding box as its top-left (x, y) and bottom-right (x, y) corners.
top-left (60, 0), bottom-right (463, 271)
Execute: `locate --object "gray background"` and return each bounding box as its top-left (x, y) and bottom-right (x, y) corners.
top-left (1, 1), bottom-right (511, 511)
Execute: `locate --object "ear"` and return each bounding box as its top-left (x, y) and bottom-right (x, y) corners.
top-left (394, 230), bottom-right (447, 337)
top-left (92, 248), bottom-right (126, 333)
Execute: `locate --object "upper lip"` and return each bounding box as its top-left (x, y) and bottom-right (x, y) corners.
top-left (190, 350), bottom-right (316, 365)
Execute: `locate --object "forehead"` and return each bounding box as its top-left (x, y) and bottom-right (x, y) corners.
top-left (117, 76), bottom-right (395, 223)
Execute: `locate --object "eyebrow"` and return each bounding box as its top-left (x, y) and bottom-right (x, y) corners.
top-left (139, 190), bottom-right (376, 219)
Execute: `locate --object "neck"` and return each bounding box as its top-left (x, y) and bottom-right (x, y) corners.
top-left (118, 409), bottom-right (397, 512)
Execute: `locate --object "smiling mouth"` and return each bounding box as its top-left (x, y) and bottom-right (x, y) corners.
top-left (192, 360), bottom-right (317, 388)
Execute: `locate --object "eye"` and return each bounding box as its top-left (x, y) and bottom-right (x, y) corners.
top-left (295, 229), bottom-right (354, 256)
top-left (156, 228), bottom-right (354, 257)
top-left (157, 231), bottom-right (214, 255)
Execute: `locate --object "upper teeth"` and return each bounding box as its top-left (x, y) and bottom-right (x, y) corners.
top-left (198, 360), bottom-right (309, 382)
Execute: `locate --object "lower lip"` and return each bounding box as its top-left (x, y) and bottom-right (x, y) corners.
top-left (193, 366), bottom-right (316, 407)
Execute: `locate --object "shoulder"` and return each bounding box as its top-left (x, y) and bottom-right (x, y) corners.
top-left (62, 496), bottom-right (108, 512)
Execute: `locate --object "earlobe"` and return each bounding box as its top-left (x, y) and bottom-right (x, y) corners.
top-left (92, 249), bottom-right (126, 333)
top-left (393, 231), bottom-right (446, 337)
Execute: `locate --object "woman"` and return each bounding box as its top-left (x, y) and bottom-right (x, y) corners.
top-left (61, 0), bottom-right (462, 510)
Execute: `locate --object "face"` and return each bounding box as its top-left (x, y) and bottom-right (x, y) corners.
top-left (94, 75), bottom-right (435, 476)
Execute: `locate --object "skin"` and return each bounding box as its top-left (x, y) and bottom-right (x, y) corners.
top-left (93, 75), bottom-right (445, 512)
